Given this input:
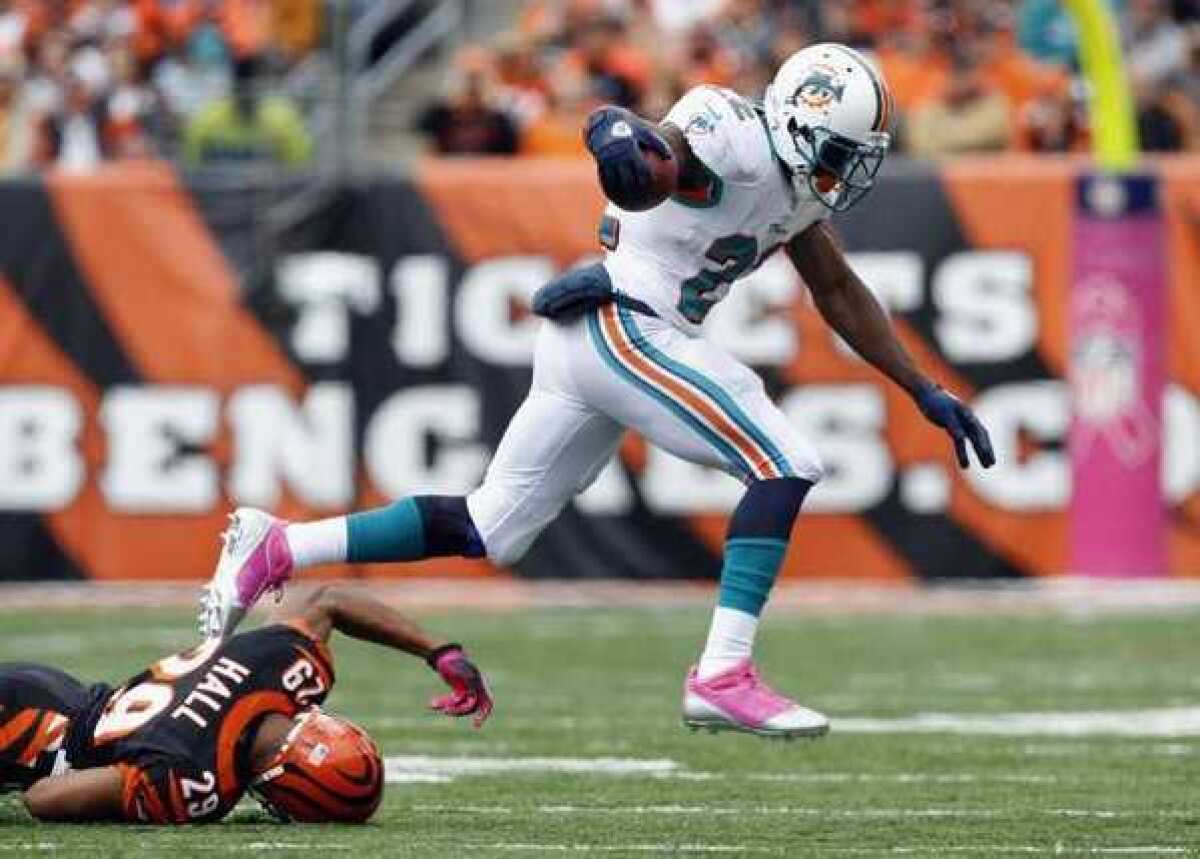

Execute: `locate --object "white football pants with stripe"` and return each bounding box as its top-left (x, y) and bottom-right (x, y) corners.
top-left (466, 303), bottom-right (825, 565)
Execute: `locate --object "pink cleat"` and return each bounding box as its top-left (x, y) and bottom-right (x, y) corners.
top-left (683, 660), bottom-right (829, 739)
top-left (198, 508), bottom-right (294, 640)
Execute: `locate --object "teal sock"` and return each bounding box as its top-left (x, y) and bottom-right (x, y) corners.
top-left (717, 538), bottom-right (788, 617)
top-left (346, 498), bottom-right (426, 563)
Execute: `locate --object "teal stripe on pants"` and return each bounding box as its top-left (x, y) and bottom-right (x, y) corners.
top-left (615, 306), bottom-right (794, 478)
top-left (586, 309), bottom-right (754, 479)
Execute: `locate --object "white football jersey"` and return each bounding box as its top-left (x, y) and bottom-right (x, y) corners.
top-left (601, 85), bottom-right (829, 334)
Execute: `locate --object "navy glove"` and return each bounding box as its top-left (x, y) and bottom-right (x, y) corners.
top-left (584, 106), bottom-right (672, 211)
top-left (915, 382), bottom-right (996, 469)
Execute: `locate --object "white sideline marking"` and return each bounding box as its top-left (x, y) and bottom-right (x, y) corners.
top-left (413, 804), bottom-right (1194, 821)
top-left (368, 715), bottom-right (618, 731)
top-left (417, 804), bottom-right (998, 818)
top-left (370, 708), bottom-right (1200, 738)
top-left (387, 773), bottom-right (453, 784)
top-left (746, 772), bottom-right (1060, 785)
top-left (0, 845), bottom-right (60, 852)
top-left (685, 771), bottom-right (1061, 785)
top-left (478, 848), bottom-right (1192, 857)
top-left (825, 849), bottom-right (1189, 856)
top-left (837, 706), bottom-right (1200, 737)
top-left (191, 845), bottom-right (353, 853)
top-left (1019, 741), bottom-right (1197, 757)
top-left (384, 755), bottom-right (678, 783)
top-left (484, 846), bottom-right (766, 855)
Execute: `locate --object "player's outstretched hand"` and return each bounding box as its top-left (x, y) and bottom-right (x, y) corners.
top-left (915, 382), bottom-right (995, 470)
top-left (584, 106), bottom-right (673, 211)
top-left (427, 644), bottom-right (493, 728)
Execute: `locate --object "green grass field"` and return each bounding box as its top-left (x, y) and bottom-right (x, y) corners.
top-left (1, 602), bottom-right (1198, 857)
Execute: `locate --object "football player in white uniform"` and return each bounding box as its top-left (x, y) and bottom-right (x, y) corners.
top-left (199, 44), bottom-right (994, 738)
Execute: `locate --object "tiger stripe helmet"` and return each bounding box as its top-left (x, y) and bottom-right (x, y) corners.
top-left (251, 709), bottom-right (383, 824)
top-left (763, 42), bottom-right (893, 212)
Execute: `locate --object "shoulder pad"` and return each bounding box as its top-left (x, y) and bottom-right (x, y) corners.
top-left (664, 86), bottom-right (767, 186)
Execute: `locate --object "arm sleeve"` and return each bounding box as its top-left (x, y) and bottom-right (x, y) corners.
top-left (118, 753), bottom-right (234, 825)
top-left (662, 86), bottom-right (765, 186)
top-left (118, 760), bottom-right (192, 824)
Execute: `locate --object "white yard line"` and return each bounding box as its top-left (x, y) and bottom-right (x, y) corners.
top-left (368, 715), bottom-right (619, 731)
top-left (824, 849), bottom-right (1190, 856)
top-left (745, 772), bottom-right (1061, 784)
top-left (385, 773), bottom-right (453, 783)
top-left (415, 804), bottom-right (997, 818)
top-left (191, 845), bottom-right (353, 853)
top-left (483, 846), bottom-right (770, 855)
top-left (373, 707), bottom-right (1200, 738)
top-left (0, 847), bottom-right (352, 855)
top-left (411, 803), bottom-right (1193, 821)
top-left (837, 707), bottom-right (1200, 737)
top-left (1020, 741), bottom-right (1197, 757)
top-left (384, 755), bottom-right (678, 782)
top-left (477, 848), bottom-right (1191, 857)
top-left (382, 728), bottom-right (1198, 787)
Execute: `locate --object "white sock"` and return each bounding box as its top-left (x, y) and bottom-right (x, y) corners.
top-left (696, 606), bottom-right (760, 680)
top-left (285, 518), bottom-right (348, 570)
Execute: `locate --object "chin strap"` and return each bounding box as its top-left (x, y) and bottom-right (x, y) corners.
top-left (248, 784), bottom-right (292, 823)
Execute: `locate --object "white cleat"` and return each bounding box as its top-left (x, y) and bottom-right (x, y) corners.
top-left (682, 660), bottom-right (829, 739)
top-left (198, 508), bottom-right (294, 640)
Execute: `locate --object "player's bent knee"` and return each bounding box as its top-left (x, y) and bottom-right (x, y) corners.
top-left (482, 532), bottom-right (535, 567)
top-left (759, 443), bottom-right (823, 486)
top-left (465, 484), bottom-right (545, 567)
top-left (795, 452), bottom-right (825, 485)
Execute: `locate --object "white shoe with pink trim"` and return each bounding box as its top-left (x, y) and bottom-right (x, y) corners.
top-left (198, 508), bottom-right (294, 640)
top-left (682, 660), bottom-right (829, 739)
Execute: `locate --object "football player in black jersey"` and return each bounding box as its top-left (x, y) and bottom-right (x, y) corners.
top-left (1, 586), bottom-right (492, 824)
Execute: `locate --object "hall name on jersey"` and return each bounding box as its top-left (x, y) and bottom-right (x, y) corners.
top-left (171, 657), bottom-right (253, 729)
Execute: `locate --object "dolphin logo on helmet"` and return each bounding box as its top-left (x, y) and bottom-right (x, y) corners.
top-left (794, 67), bottom-right (846, 111)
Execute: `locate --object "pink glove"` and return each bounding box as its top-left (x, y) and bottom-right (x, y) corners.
top-left (427, 644), bottom-right (493, 728)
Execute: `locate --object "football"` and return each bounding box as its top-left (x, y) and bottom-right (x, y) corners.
top-left (632, 145), bottom-right (678, 211)
top-left (648, 145), bottom-right (676, 202)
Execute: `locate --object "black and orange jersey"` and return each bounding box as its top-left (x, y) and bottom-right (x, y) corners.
top-left (80, 622), bottom-right (335, 824)
top-left (0, 663), bottom-right (111, 792)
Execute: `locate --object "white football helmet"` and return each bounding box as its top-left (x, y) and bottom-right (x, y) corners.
top-left (763, 43), bottom-right (894, 212)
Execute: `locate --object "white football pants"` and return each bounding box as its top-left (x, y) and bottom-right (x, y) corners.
top-left (466, 303), bottom-right (824, 565)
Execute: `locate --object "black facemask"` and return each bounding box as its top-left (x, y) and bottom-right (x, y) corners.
top-left (789, 120), bottom-right (888, 213)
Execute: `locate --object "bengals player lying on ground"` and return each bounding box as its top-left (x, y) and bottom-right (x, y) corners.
top-left (0, 586), bottom-right (492, 824)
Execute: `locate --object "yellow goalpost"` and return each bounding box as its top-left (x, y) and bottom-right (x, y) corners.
top-left (1063, 0), bottom-right (1139, 169)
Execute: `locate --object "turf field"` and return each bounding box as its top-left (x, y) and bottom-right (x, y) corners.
top-left (1, 596), bottom-right (1198, 857)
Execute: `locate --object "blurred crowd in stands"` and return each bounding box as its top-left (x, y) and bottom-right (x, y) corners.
top-left (418, 0), bottom-right (1200, 160)
top-left (4, 0), bottom-right (1199, 171)
top-left (0, 0), bottom-right (319, 171)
